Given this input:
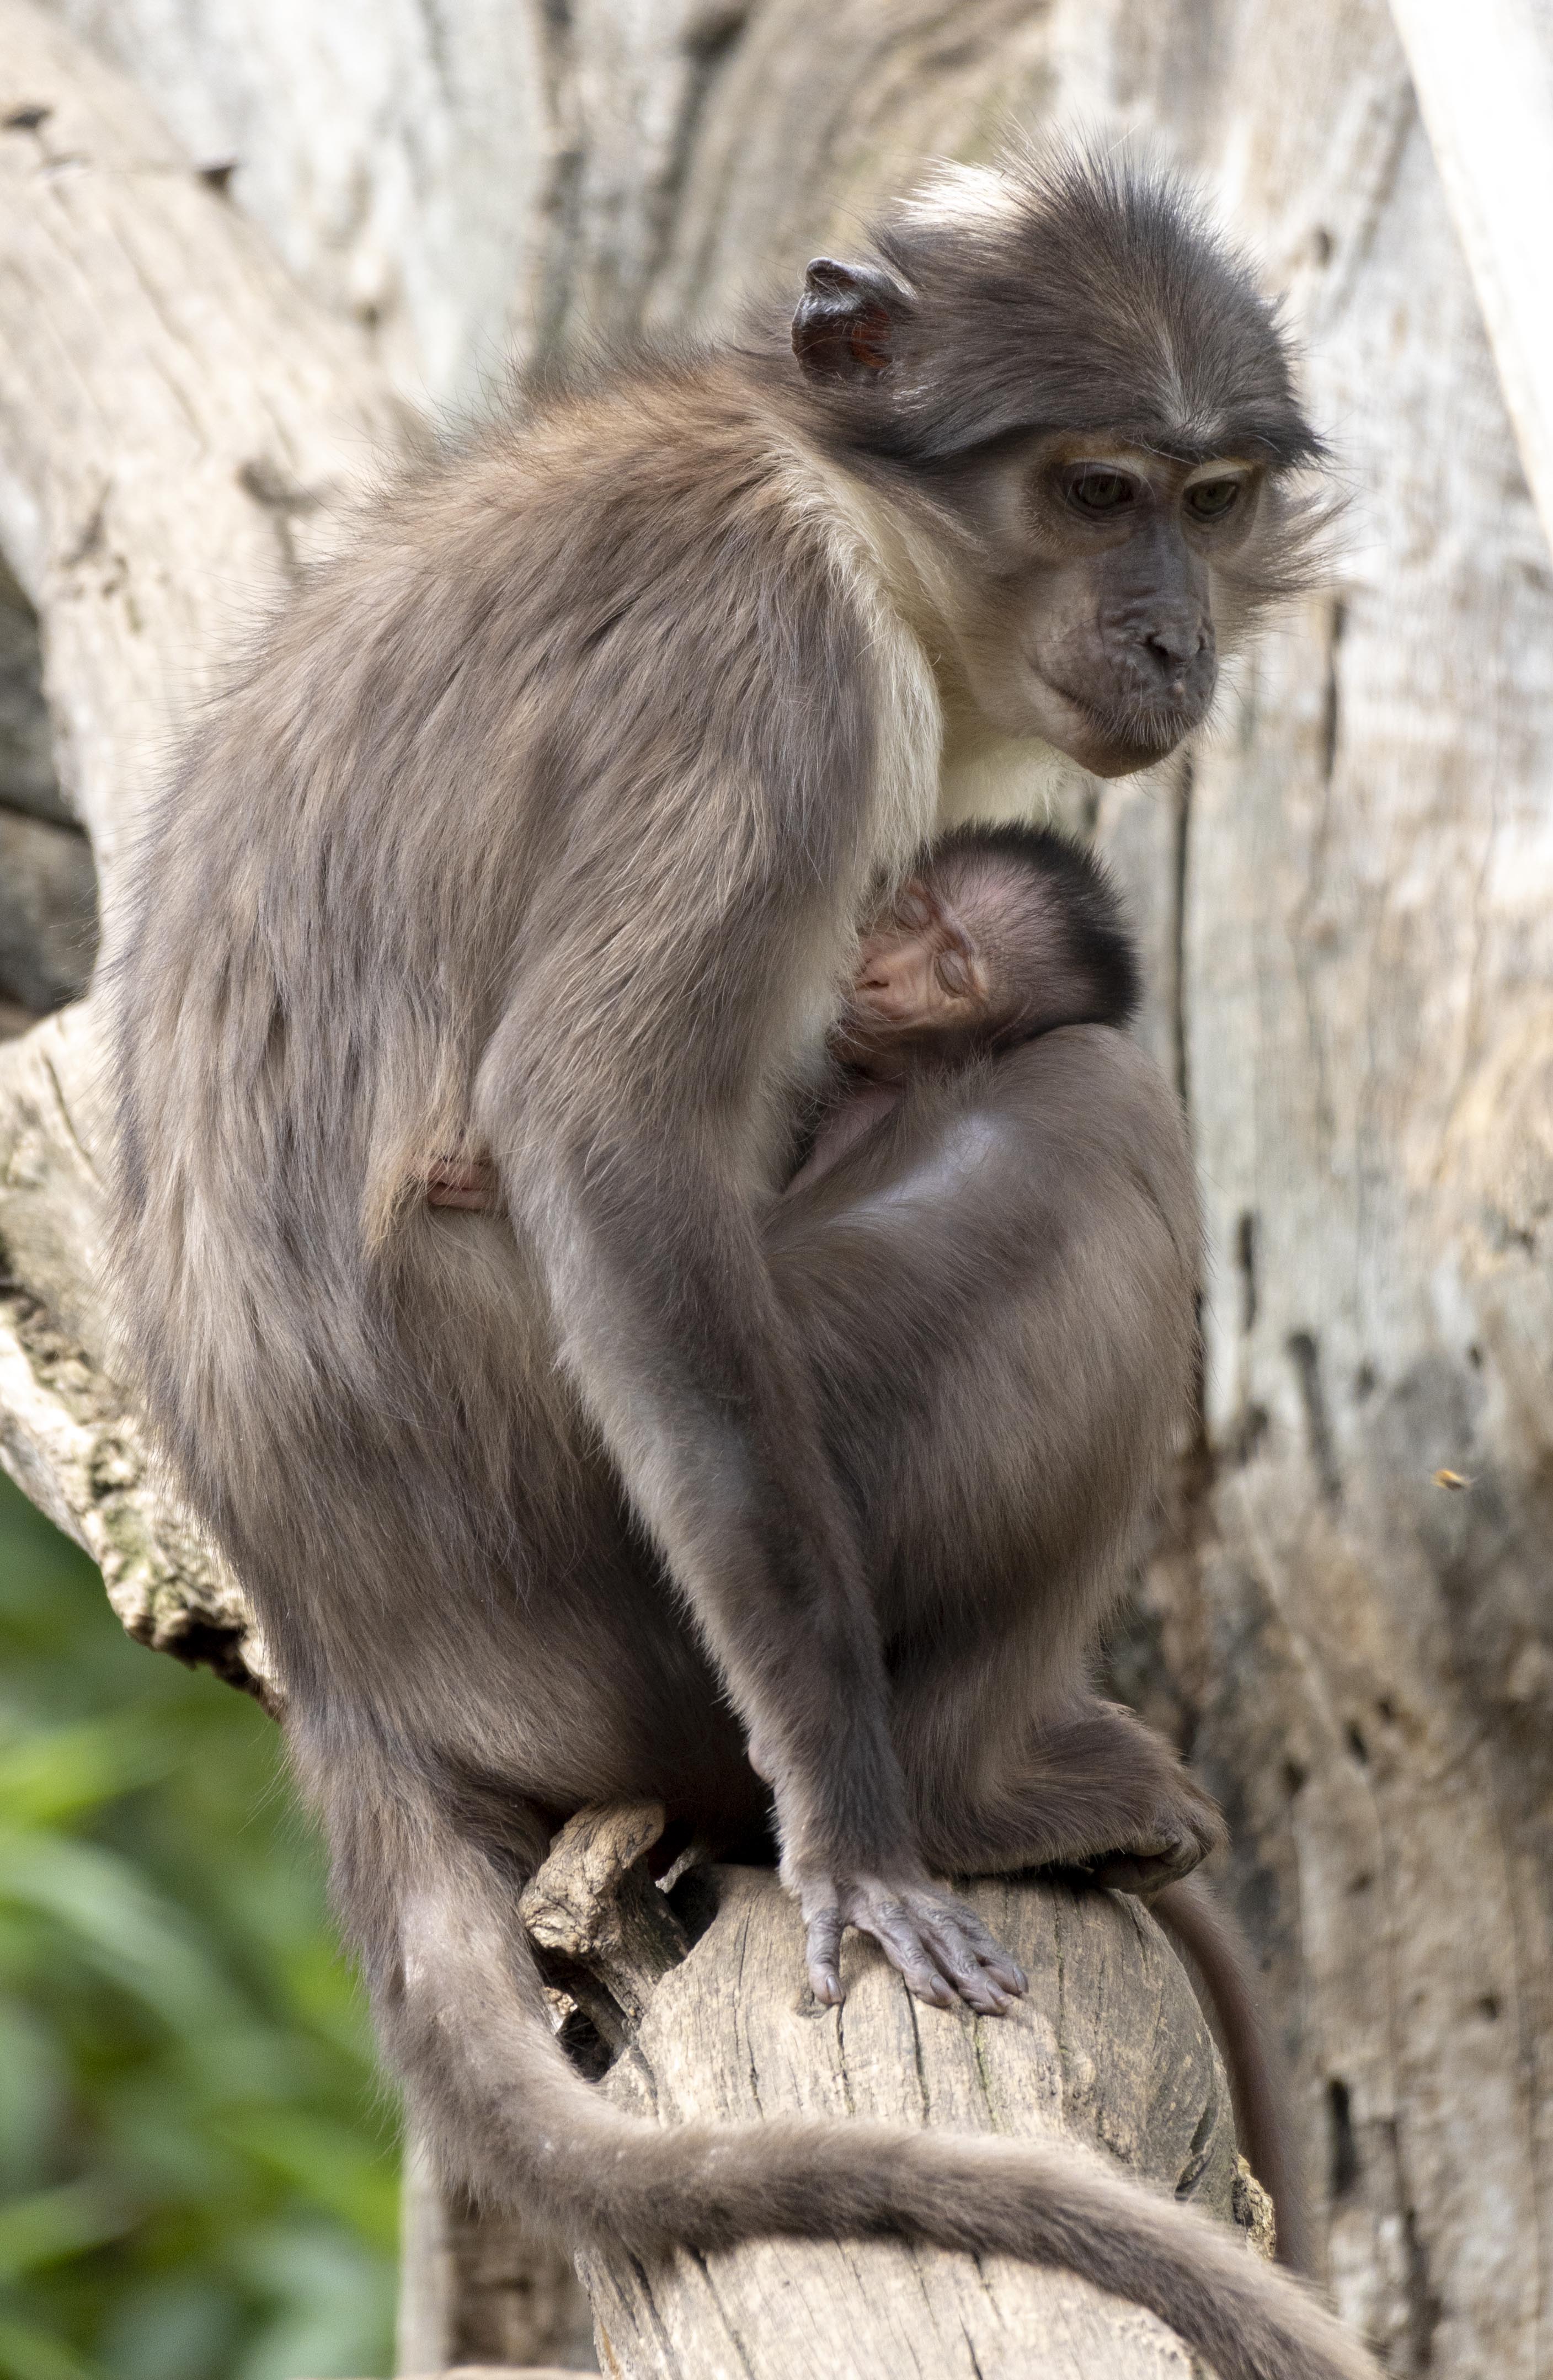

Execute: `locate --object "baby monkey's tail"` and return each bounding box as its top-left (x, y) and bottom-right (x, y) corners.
top-left (326, 1749), bottom-right (1373, 2380)
top-left (1154, 1873), bottom-right (1312, 2275)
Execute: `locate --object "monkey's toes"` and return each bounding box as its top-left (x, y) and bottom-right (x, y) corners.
top-left (804, 1906), bottom-right (847, 2007)
top-left (1091, 1799), bottom-right (1224, 1897)
top-left (805, 1879), bottom-right (1027, 2014)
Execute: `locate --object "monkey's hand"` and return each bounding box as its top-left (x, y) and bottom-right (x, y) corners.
top-left (798, 1873), bottom-right (1028, 2016)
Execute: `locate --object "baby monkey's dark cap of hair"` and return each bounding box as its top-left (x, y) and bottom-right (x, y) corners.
top-left (852, 145), bottom-right (1323, 472)
top-left (927, 820), bottom-right (1142, 1038)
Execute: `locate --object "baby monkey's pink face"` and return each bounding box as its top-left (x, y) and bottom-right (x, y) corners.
top-left (835, 879), bottom-right (991, 1075)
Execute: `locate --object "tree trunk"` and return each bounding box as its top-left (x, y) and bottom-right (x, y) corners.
top-left (2, 1), bottom-right (1549, 2373)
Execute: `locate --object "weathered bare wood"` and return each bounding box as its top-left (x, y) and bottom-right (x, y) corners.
top-left (0, 1), bottom-right (410, 889)
top-left (1384, 0), bottom-right (1553, 555)
top-left (524, 1809), bottom-right (1260, 2380)
top-left (522, 1803), bottom-right (691, 2046)
top-left (0, 0), bottom-right (409, 1670)
top-left (37, 0), bottom-right (556, 409)
top-left (0, 555), bottom-right (67, 823)
top-left (0, 807), bottom-right (95, 1010)
top-left (397, 2137), bottom-right (597, 2378)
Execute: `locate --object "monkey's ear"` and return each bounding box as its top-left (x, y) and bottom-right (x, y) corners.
top-left (792, 258), bottom-right (908, 383)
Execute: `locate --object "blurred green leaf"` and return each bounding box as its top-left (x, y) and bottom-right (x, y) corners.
top-left (0, 1716), bottom-right (184, 1827)
top-left (0, 1831), bottom-right (245, 2032)
top-left (0, 2182), bottom-right (132, 2278)
top-left (0, 1469), bottom-right (396, 2378)
top-left (0, 2313), bottom-right (99, 2380)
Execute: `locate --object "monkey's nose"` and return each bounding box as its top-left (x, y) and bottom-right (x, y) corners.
top-left (1139, 620), bottom-right (1213, 702)
top-left (1143, 621), bottom-right (1208, 666)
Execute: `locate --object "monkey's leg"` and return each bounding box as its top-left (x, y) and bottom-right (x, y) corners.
top-left (906, 1695), bottom-right (1226, 1890)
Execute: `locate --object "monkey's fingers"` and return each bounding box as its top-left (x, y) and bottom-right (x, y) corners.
top-left (912, 1891), bottom-right (1029, 2002)
top-left (863, 1897), bottom-right (960, 2009)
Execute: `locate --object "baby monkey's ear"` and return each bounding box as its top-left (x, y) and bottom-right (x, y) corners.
top-left (792, 258), bottom-right (911, 382)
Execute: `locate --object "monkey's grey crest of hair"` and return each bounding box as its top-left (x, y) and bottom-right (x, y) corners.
top-left (790, 140), bottom-right (1338, 605)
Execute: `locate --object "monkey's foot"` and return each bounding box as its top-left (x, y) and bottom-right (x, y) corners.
top-left (1086, 1778), bottom-right (1226, 1899)
top-left (799, 1875), bottom-right (1028, 2015)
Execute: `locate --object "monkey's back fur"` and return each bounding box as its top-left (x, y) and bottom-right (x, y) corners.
top-left (118, 360), bottom-right (880, 1745)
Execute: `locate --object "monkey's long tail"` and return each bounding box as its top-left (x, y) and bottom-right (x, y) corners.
top-left (342, 1755), bottom-right (1375, 2380)
top-left (1153, 1874), bottom-right (1312, 2276)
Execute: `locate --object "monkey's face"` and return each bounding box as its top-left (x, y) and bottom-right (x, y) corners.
top-left (834, 880), bottom-right (991, 1075)
top-left (924, 433), bottom-right (1264, 776)
top-left (789, 163), bottom-right (1327, 781)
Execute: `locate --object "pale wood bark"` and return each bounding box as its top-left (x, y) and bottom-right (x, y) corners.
top-left (0, 0), bottom-right (407, 1678)
top-left (4, 1), bottom-right (1551, 2373)
top-left (1384, 0), bottom-right (1553, 557)
top-left (397, 2141), bottom-right (596, 2376)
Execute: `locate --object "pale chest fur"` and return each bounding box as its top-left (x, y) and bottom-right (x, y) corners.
top-left (777, 439), bottom-right (1063, 1075)
top-left (935, 723), bottom-right (1071, 833)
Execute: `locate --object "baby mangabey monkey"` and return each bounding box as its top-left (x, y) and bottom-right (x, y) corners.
top-left (789, 821), bottom-right (1140, 1193)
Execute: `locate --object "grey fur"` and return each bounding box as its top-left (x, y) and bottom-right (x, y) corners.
top-left (109, 148), bottom-right (1367, 2380)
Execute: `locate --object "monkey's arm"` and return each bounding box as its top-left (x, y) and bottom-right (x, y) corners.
top-left (473, 697), bottom-right (1020, 2011)
top-left (785, 1077), bottom-right (903, 1193)
top-left (487, 1052), bottom-right (1018, 2008)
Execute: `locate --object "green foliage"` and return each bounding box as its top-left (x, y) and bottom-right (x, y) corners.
top-left (0, 1471), bottom-right (397, 2380)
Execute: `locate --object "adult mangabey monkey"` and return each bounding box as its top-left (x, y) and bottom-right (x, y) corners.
top-left (112, 145), bottom-right (1367, 2379)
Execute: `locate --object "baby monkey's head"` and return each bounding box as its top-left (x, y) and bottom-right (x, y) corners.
top-left (838, 823), bottom-right (1139, 1078)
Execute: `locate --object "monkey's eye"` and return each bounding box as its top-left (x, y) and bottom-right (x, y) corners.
top-left (1186, 477), bottom-right (1243, 521)
top-left (935, 948), bottom-right (972, 997)
top-left (1066, 469), bottom-right (1140, 516)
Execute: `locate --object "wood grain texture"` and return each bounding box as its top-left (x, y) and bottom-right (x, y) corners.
top-left (579, 1866), bottom-right (1246, 2380)
top-left (0, 0), bottom-right (406, 1687)
top-left (1384, 0), bottom-right (1553, 554)
top-left (0, 0), bottom-right (408, 889)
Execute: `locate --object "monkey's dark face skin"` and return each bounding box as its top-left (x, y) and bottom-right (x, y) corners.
top-left (784, 150), bottom-right (1327, 779)
top-left (922, 431), bottom-right (1262, 774)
